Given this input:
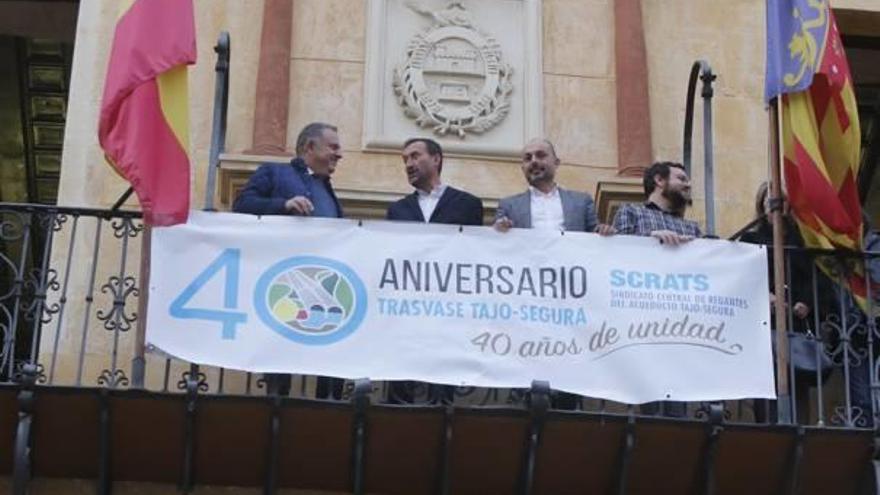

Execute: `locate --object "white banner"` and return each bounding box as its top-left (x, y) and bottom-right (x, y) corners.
top-left (147, 211), bottom-right (775, 404)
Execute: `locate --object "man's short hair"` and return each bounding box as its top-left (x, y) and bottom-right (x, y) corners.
top-left (643, 161), bottom-right (686, 196)
top-left (527, 138), bottom-right (558, 160)
top-left (404, 137), bottom-right (443, 173)
top-left (295, 122), bottom-right (338, 156)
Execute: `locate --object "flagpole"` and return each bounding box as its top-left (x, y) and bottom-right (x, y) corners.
top-left (769, 97), bottom-right (792, 423)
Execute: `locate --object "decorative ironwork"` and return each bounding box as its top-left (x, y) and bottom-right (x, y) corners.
top-left (177, 370), bottom-right (209, 393)
top-left (823, 311), bottom-right (868, 367)
top-left (97, 368), bottom-right (129, 388)
top-left (832, 404), bottom-right (870, 428)
top-left (695, 402), bottom-right (733, 422)
top-left (96, 275), bottom-right (139, 333)
top-left (19, 267), bottom-right (60, 324)
top-left (0, 305), bottom-right (12, 375)
top-left (12, 361), bottom-right (46, 384)
top-left (110, 216), bottom-right (143, 239)
top-left (1, 201), bottom-right (880, 432)
top-left (50, 212), bottom-right (69, 232)
top-left (0, 210), bottom-right (28, 241)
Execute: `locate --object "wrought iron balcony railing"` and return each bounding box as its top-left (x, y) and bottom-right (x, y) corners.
top-left (2, 201), bottom-right (879, 495)
top-left (1, 201), bottom-right (878, 428)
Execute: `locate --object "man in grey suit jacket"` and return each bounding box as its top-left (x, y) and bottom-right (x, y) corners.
top-left (494, 138), bottom-right (601, 233)
top-left (494, 138), bottom-right (607, 410)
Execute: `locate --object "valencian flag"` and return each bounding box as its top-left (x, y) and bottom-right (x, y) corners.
top-left (98, 0), bottom-right (196, 226)
top-left (765, 0), bottom-right (867, 305)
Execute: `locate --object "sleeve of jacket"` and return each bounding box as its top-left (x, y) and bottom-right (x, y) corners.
top-left (467, 195), bottom-right (484, 226)
top-left (495, 197), bottom-right (510, 223)
top-left (385, 202), bottom-right (399, 221)
top-left (232, 165), bottom-right (288, 215)
top-left (583, 194), bottom-right (599, 232)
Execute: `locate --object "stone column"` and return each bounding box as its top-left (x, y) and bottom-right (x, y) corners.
top-left (614, 0), bottom-right (652, 177)
top-left (247, 0), bottom-right (293, 155)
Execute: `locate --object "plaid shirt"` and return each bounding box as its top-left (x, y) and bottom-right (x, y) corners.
top-left (612, 202), bottom-right (702, 237)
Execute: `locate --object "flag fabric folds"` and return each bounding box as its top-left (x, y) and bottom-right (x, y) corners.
top-left (98, 0), bottom-right (197, 226)
top-left (765, 0), bottom-right (866, 304)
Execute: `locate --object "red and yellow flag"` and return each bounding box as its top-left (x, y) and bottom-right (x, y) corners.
top-left (98, 0), bottom-right (196, 226)
top-left (767, 1), bottom-right (865, 305)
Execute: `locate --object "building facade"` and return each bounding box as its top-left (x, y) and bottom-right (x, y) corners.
top-left (2, 1), bottom-right (880, 493)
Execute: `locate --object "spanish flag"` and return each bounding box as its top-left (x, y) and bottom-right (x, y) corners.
top-left (765, 0), bottom-right (866, 305)
top-left (98, 0), bottom-right (196, 226)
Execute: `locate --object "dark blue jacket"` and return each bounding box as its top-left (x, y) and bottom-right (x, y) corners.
top-left (232, 158), bottom-right (342, 217)
top-left (385, 186), bottom-right (483, 225)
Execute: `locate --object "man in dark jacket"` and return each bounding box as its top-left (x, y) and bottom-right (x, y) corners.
top-left (385, 137), bottom-right (483, 405)
top-left (234, 122), bottom-right (343, 218)
top-left (385, 137), bottom-right (483, 226)
top-left (232, 122), bottom-right (344, 400)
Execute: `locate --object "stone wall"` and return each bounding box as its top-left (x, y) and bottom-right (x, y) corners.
top-left (59, 0), bottom-right (880, 233)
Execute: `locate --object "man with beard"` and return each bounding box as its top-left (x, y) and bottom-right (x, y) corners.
top-left (494, 139), bottom-right (600, 234)
top-left (494, 138), bottom-right (602, 410)
top-left (386, 137), bottom-right (483, 225)
top-left (612, 161), bottom-right (701, 418)
top-left (385, 137), bottom-right (482, 405)
top-left (233, 122), bottom-right (344, 401)
top-left (612, 161), bottom-right (701, 243)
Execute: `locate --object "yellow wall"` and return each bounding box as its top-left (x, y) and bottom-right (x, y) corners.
top-left (58, 0), bottom-right (794, 236)
top-left (62, 0), bottom-right (880, 236)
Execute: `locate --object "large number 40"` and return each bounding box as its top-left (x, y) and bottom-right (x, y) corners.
top-left (168, 248), bottom-right (248, 339)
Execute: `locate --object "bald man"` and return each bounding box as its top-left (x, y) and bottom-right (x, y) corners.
top-left (494, 138), bottom-right (599, 233)
top-left (494, 138), bottom-right (606, 410)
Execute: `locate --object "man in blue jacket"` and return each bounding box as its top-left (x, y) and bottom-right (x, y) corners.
top-left (233, 122), bottom-right (344, 400)
top-left (234, 122), bottom-right (343, 218)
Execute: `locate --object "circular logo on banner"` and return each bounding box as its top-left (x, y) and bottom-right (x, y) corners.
top-left (254, 256), bottom-right (367, 345)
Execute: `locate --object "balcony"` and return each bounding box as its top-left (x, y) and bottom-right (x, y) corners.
top-left (1, 201), bottom-right (878, 495)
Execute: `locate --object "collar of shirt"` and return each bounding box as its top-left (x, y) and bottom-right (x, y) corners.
top-left (529, 184), bottom-right (564, 231)
top-left (416, 183), bottom-right (446, 222)
top-left (292, 159), bottom-right (320, 179)
top-left (417, 183), bottom-right (447, 199)
top-left (645, 200), bottom-right (682, 218)
top-left (293, 158), bottom-right (326, 181)
top-left (529, 185), bottom-right (560, 199)
top-left (307, 168), bottom-right (332, 185)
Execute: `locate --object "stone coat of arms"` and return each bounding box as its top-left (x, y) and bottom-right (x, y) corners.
top-left (393, 1), bottom-right (514, 138)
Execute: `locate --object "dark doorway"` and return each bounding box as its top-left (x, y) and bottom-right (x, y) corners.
top-left (0, 1), bottom-right (77, 380)
top-left (847, 37), bottom-right (880, 226)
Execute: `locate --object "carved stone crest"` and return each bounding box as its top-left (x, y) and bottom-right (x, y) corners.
top-left (393, 1), bottom-right (514, 138)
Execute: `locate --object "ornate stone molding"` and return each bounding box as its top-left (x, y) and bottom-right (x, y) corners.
top-left (364, 0), bottom-right (543, 159)
top-left (392, 2), bottom-right (513, 138)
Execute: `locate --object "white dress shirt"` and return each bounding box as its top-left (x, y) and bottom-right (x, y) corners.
top-left (417, 184), bottom-right (447, 222)
top-left (530, 185), bottom-right (564, 231)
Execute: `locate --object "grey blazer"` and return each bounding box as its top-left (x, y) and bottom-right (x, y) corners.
top-left (495, 188), bottom-right (598, 232)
